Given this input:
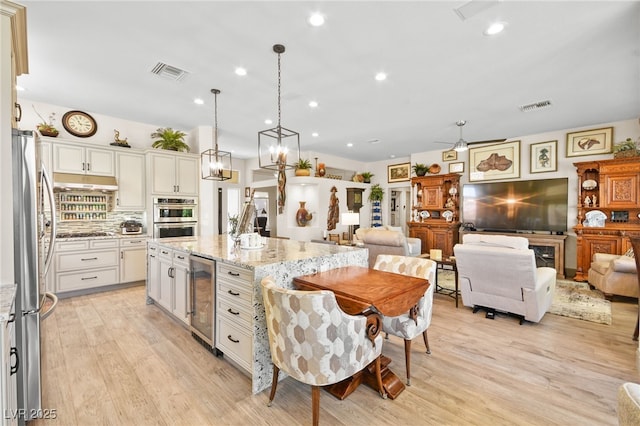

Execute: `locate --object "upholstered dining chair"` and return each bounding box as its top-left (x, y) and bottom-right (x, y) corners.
top-left (372, 255), bottom-right (436, 385)
top-left (628, 237), bottom-right (640, 340)
top-left (261, 276), bottom-right (384, 426)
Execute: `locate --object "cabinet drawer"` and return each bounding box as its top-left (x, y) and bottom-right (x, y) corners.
top-left (217, 296), bottom-right (252, 329)
top-left (218, 262), bottom-right (253, 284)
top-left (217, 279), bottom-right (252, 308)
top-left (173, 250), bottom-right (189, 266)
top-left (57, 249), bottom-right (119, 272)
top-left (90, 239), bottom-right (119, 249)
top-left (120, 238), bottom-right (147, 248)
top-left (56, 240), bottom-right (90, 252)
top-left (216, 317), bottom-right (252, 372)
top-left (158, 247), bottom-right (172, 259)
top-left (57, 267), bottom-right (119, 292)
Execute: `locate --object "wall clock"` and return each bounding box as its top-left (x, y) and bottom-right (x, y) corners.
top-left (62, 110), bottom-right (97, 137)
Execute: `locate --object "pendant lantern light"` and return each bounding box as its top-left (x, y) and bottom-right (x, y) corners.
top-left (201, 88), bottom-right (232, 180)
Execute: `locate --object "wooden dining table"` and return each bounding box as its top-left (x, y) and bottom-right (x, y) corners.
top-left (293, 265), bottom-right (430, 400)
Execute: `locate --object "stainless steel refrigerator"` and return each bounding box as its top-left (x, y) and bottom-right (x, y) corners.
top-left (12, 129), bottom-right (57, 422)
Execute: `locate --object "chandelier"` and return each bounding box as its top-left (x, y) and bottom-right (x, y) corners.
top-left (258, 44), bottom-right (300, 170)
top-left (201, 88), bottom-right (232, 180)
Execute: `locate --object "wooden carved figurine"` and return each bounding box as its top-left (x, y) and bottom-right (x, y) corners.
top-left (327, 186), bottom-right (339, 231)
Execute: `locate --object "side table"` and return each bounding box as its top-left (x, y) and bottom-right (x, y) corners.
top-left (419, 254), bottom-right (459, 308)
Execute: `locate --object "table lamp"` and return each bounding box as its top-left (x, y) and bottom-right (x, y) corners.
top-left (341, 212), bottom-right (360, 244)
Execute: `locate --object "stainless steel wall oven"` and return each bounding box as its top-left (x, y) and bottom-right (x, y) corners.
top-left (153, 197), bottom-right (198, 238)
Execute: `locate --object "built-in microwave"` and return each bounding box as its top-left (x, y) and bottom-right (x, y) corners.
top-left (153, 197), bottom-right (198, 223)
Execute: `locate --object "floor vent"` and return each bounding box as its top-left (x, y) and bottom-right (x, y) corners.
top-left (150, 62), bottom-right (189, 81)
top-left (519, 99), bottom-right (552, 112)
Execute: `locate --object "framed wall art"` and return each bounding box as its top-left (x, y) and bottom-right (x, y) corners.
top-left (566, 127), bottom-right (613, 157)
top-left (442, 150), bottom-right (457, 162)
top-left (530, 140), bottom-right (557, 173)
top-left (449, 162), bottom-right (464, 173)
top-left (387, 162), bottom-right (410, 183)
top-left (468, 140), bottom-right (520, 182)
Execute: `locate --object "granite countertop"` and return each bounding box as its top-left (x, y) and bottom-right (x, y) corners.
top-left (55, 233), bottom-right (150, 242)
top-left (0, 284), bottom-right (17, 322)
top-left (153, 235), bottom-right (365, 268)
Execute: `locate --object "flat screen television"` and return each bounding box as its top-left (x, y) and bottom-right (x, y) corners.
top-left (462, 178), bottom-right (568, 233)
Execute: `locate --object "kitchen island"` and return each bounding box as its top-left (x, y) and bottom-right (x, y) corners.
top-left (149, 235), bottom-right (368, 394)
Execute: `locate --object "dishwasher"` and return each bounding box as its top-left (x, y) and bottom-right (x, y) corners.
top-left (189, 255), bottom-right (218, 354)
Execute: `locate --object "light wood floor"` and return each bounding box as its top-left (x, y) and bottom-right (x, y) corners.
top-left (32, 284), bottom-right (639, 425)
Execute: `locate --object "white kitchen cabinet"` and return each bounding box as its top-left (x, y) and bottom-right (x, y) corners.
top-left (148, 152), bottom-right (199, 196)
top-left (115, 151), bottom-right (145, 211)
top-left (1, 286), bottom-right (17, 426)
top-left (147, 243), bottom-right (160, 301)
top-left (152, 246), bottom-right (190, 325)
top-left (39, 140), bottom-right (52, 174)
top-left (216, 261), bottom-right (253, 373)
top-left (53, 142), bottom-right (115, 176)
top-left (55, 239), bottom-right (119, 293)
top-left (120, 238), bottom-right (147, 283)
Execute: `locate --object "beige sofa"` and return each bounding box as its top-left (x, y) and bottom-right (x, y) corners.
top-left (454, 234), bottom-right (556, 323)
top-left (355, 226), bottom-right (421, 267)
top-left (588, 253), bottom-right (638, 298)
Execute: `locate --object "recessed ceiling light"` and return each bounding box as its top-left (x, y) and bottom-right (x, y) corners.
top-left (347, 143), bottom-right (353, 147)
top-left (308, 13), bottom-right (325, 27)
top-left (235, 67), bottom-right (247, 76)
top-left (484, 22), bottom-right (506, 36)
top-left (390, 154), bottom-right (396, 159)
top-left (375, 72), bottom-right (387, 81)
top-left (264, 119), bottom-right (273, 125)
top-left (194, 98), bottom-right (204, 105)
top-left (312, 132), bottom-right (319, 137)
top-left (309, 101), bottom-right (318, 108)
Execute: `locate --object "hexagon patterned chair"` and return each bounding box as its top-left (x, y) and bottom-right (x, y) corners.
top-left (261, 276), bottom-right (384, 426)
top-left (372, 255), bottom-right (437, 385)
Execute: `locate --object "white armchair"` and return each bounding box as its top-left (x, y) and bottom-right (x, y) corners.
top-left (453, 234), bottom-right (556, 323)
top-left (355, 226), bottom-right (421, 267)
top-left (588, 252), bottom-right (638, 298)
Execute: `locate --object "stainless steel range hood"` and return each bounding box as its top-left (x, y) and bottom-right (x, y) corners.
top-left (53, 173), bottom-right (118, 191)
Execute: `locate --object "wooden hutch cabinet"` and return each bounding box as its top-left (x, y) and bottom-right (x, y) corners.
top-left (408, 173), bottom-right (461, 258)
top-left (574, 157), bottom-right (640, 281)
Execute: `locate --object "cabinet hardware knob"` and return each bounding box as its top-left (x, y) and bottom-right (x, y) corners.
top-left (80, 257), bottom-right (98, 261)
top-left (227, 335), bottom-right (240, 343)
top-left (81, 276), bottom-right (98, 280)
top-left (228, 271), bottom-right (240, 276)
top-left (227, 308), bottom-right (240, 315)
top-left (227, 290), bottom-right (240, 296)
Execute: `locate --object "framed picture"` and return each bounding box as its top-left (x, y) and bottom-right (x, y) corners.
top-left (244, 187), bottom-right (251, 198)
top-left (387, 162), bottom-right (410, 183)
top-left (566, 127), bottom-right (613, 157)
top-left (469, 140), bottom-right (520, 182)
top-left (442, 150), bottom-right (457, 162)
top-left (530, 140), bottom-right (558, 173)
top-left (449, 162), bottom-right (464, 173)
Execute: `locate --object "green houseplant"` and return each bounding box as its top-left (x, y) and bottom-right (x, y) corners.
top-left (368, 183), bottom-right (384, 202)
top-left (295, 158), bottom-right (312, 176)
top-left (360, 172), bottom-right (374, 183)
top-left (151, 128), bottom-right (190, 152)
top-left (412, 163), bottom-right (429, 177)
top-left (33, 107), bottom-right (59, 137)
top-left (613, 138), bottom-right (639, 158)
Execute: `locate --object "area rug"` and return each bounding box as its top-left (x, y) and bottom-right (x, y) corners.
top-left (437, 270), bottom-right (612, 325)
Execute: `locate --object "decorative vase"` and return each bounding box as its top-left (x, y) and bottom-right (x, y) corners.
top-left (416, 170), bottom-right (427, 177)
top-left (317, 163), bottom-right (326, 177)
top-left (296, 201), bottom-right (313, 227)
top-left (295, 168), bottom-right (311, 176)
top-left (429, 164), bottom-right (441, 174)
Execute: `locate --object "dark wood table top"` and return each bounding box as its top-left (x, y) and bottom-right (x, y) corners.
top-left (293, 266), bottom-right (429, 317)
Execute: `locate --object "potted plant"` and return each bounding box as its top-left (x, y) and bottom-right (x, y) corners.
top-left (360, 172), bottom-right (374, 183)
top-left (151, 128), bottom-right (190, 152)
top-left (613, 138), bottom-right (639, 158)
top-left (412, 163), bottom-right (429, 177)
top-left (33, 108), bottom-right (59, 137)
top-left (368, 183), bottom-right (384, 202)
top-left (295, 158), bottom-right (312, 176)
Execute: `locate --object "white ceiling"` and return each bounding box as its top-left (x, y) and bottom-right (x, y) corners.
top-left (17, 1), bottom-right (640, 162)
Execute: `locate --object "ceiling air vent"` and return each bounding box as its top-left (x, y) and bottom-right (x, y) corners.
top-left (519, 99), bottom-right (553, 112)
top-left (150, 62), bottom-right (189, 81)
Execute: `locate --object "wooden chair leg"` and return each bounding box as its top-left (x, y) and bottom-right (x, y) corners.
top-left (422, 329), bottom-right (431, 354)
top-left (404, 338), bottom-right (412, 386)
top-left (267, 364), bottom-right (279, 407)
top-left (634, 311), bottom-right (639, 341)
top-left (311, 385), bottom-right (320, 426)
